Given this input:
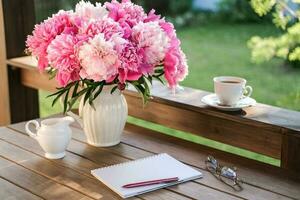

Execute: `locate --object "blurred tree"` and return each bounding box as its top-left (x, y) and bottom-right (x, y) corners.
top-left (248, 0), bottom-right (300, 67)
top-left (35, 0), bottom-right (192, 22)
top-left (218, 0), bottom-right (271, 23)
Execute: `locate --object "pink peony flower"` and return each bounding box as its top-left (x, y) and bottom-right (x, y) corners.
top-left (159, 20), bottom-right (188, 89)
top-left (26, 11), bottom-right (76, 71)
top-left (119, 43), bottom-right (141, 71)
top-left (47, 34), bottom-right (81, 86)
top-left (160, 21), bottom-right (180, 47)
top-left (132, 22), bottom-right (169, 66)
top-left (75, 1), bottom-right (108, 21)
top-left (56, 70), bottom-right (80, 87)
top-left (144, 9), bottom-right (161, 23)
top-left (105, 0), bottom-right (146, 28)
top-left (132, 21), bottom-right (169, 67)
top-left (26, 0), bottom-right (189, 91)
top-left (83, 18), bottom-right (124, 40)
top-left (164, 48), bottom-right (188, 89)
top-left (78, 33), bottom-right (120, 82)
top-left (118, 68), bottom-right (142, 83)
top-left (116, 42), bottom-right (144, 83)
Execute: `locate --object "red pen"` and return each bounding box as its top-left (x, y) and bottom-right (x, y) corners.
top-left (122, 177), bottom-right (179, 188)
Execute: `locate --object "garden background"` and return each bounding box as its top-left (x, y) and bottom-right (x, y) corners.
top-left (35, 0), bottom-right (300, 166)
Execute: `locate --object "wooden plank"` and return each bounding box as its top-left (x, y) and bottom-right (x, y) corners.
top-left (0, 0), bottom-right (10, 126)
top-left (0, 156), bottom-right (93, 200)
top-left (2, 1), bottom-right (39, 123)
top-left (3, 126), bottom-right (244, 200)
top-left (0, 139), bottom-right (124, 200)
top-left (7, 123), bottom-right (297, 200)
top-left (0, 127), bottom-right (191, 200)
top-left (21, 67), bottom-right (63, 92)
top-left (70, 127), bottom-right (296, 200)
top-left (125, 92), bottom-right (282, 158)
top-left (68, 124), bottom-right (298, 200)
top-left (281, 130), bottom-right (300, 172)
top-left (0, 177), bottom-right (42, 200)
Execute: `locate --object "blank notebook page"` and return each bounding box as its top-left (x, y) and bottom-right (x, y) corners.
top-left (91, 153), bottom-right (202, 198)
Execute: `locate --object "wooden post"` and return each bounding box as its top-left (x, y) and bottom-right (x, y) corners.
top-left (0, 0), bottom-right (10, 125)
top-left (281, 131), bottom-right (300, 172)
top-left (2, 0), bottom-right (39, 123)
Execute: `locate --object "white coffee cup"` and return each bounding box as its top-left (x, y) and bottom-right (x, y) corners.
top-left (214, 76), bottom-right (253, 106)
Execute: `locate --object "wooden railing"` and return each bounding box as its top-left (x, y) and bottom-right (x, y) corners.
top-left (5, 56), bottom-right (300, 173)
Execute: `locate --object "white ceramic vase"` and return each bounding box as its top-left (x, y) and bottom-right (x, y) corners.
top-left (69, 85), bottom-right (128, 147)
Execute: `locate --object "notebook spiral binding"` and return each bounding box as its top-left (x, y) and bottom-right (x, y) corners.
top-left (92, 153), bottom-right (167, 172)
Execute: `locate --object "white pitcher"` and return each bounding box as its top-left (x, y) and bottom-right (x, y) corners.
top-left (68, 85), bottom-right (128, 147)
top-left (25, 116), bottom-right (74, 159)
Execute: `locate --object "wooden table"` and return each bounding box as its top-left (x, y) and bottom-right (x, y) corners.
top-left (0, 117), bottom-right (300, 200)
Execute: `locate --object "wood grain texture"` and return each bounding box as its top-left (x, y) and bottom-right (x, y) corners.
top-left (3, 126), bottom-right (245, 200)
top-left (121, 124), bottom-right (300, 199)
top-left (0, 177), bottom-right (42, 200)
top-left (0, 156), bottom-right (93, 200)
top-left (0, 140), bottom-right (122, 200)
top-left (125, 92), bottom-right (282, 158)
top-left (7, 122), bottom-right (300, 200)
top-left (0, 127), bottom-right (192, 200)
top-left (0, 0), bottom-right (10, 126)
top-left (281, 131), bottom-right (300, 172)
top-left (0, 127), bottom-right (142, 200)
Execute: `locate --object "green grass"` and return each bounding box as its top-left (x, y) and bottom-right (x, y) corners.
top-left (39, 22), bottom-right (300, 166)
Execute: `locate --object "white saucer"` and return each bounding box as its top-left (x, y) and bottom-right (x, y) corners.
top-left (201, 94), bottom-right (256, 111)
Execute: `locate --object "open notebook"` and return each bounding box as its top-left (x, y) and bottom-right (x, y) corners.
top-left (91, 153), bottom-right (202, 198)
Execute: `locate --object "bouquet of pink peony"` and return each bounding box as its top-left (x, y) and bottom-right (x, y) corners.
top-left (26, 0), bottom-right (188, 112)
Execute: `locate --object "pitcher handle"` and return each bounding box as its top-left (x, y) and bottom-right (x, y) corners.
top-left (25, 120), bottom-right (40, 139)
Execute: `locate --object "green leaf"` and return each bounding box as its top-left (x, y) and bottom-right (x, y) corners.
top-left (93, 83), bottom-right (104, 101)
top-left (153, 75), bottom-right (165, 85)
top-left (47, 89), bottom-right (65, 98)
top-left (51, 91), bottom-right (65, 107)
top-left (154, 68), bottom-right (164, 74)
top-left (67, 96), bottom-right (78, 111)
top-left (110, 86), bottom-right (118, 94)
top-left (131, 83), bottom-right (147, 104)
top-left (72, 81), bottom-right (80, 98)
top-left (63, 89), bottom-right (70, 114)
top-left (83, 87), bottom-right (92, 106)
top-left (146, 75), bottom-right (153, 85)
top-left (48, 69), bottom-right (57, 80)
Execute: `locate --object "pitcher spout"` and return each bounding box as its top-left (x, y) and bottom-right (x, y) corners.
top-left (62, 116), bottom-right (75, 125)
top-left (66, 111), bottom-right (83, 128)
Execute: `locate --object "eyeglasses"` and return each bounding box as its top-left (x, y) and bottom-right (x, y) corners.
top-left (205, 156), bottom-right (243, 191)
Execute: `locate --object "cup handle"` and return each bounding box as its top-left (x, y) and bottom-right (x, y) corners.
top-left (243, 86), bottom-right (253, 98)
top-left (25, 120), bottom-right (40, 139)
